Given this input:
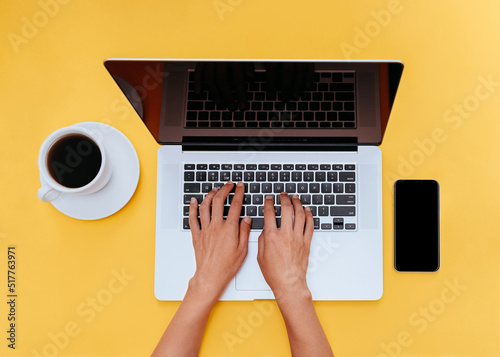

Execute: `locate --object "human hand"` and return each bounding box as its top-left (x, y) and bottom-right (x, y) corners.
top-left (194, 62), bottom-right (254, 111)
top-left (257, 193), bottom-right (314, 302)
top-left (188, 181), bottom-right (251, 299)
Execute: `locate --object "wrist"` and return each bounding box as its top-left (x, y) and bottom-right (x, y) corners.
top-left (274, 280), bottom-right (312, 308)
top-left (187, 275), bottom-right (223, 306)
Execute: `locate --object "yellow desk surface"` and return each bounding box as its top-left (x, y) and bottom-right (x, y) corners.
top-left (1, 1), bottom-right (499, 356)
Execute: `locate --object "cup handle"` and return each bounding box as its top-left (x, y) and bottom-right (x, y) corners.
top-left (38, 185), bottom-right (61, 202)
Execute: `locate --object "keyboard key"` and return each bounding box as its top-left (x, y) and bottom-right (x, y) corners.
top-left (247, 206), bottom-right (257, 216)
top-left (333, 183), bottom-right (343, 193)
top-left (221, 171), bottom-right (231, 181)
top-left (280, 171), bottom-right (291, 181)
top-left (333, 164), bottom-right (343, 170)
top-left (312, 195), bottom-right (323, 204)
top-left (209, 164), bottom-right (220, 170)
top-left (197, 164), bottom-right (207, 170)
top-left (308, 164), bottom-right (319, 170)
top-left (262, 183), bottom-right (272, 193)
top-left (300, 195), bottom-right (311, 205)
top-left (309, 183), bottom-right (320, 193)
top-left (304, 172), bottom-right (314, 181)
top-left (184, 194), bottom-right (203, 204)
top-left (327, 172), bottom-right (338, 182)
top-left (202, 183), bottom-right (212, 193)
top-left (243, 194), bottom-right (251, 204)
top-left (330, 206), bottom-right (356, 216)
top-left (234, 164), bottom-right (245, 170)
top-left (345, 183), bottom-right (356, 193)
top-left (244, 172), bottom-right (255, 181)
top-left (268, 172), bottom-right (279, 181)
top-left (274, 183), bottom-right (284, 193)
top-left (295, 164), bottom-right (306, 170)
top-left (345, 223), bottom-right (356, 230)
top-left (251, 218), bottom-right (264, 229)
top-left (196, 172), bottom-right (206, 181)
top-left (184, 164), bottom-right (195, 170)
top-left (315, 172), bottom-right (326, 181)
top-left (222, 164), bottom-right (232, 170)
top-left (339, 112), bottom-right (355, 121)
top-left (256, 172), bottom-right (266, 181)
top-left (333, 217), bottom-right (344, 230)
top-left (298, 183), bottom-right (308, 193)
top-left (314, 218), bottom-right (320, 229)
top-left (324, 195), bottom-right (335, 204)
top-left (320, 164), bottom-right (331, 170)
top-left (250, 183), bottom-right (260, 193)
top-left (283, 164), bottom-right (294, 170)
top-left (292, 172), bottom-right (302, 181)
top-left (285, 183), bottom-right (296, 193)
top-left (183, 218), bottom-right (190, 229)
top-left (336, 92), bottom-right (354, 101)
top-left (184, 171), bottom-right (195, 181)
top-left (232, 172), bottom-right (243, 181)
top-left (309, 206), bottom-right (317, 216)
top-left (319, 206), bottom-right (329, 216)
top-left (339, 172), bottom-right (355, 182)
top-left (208, 172), bottom-right (218, 181)
top-left (258, 164), bottom-right (269, 170)
top-left (183, 206), bottom-right (190, 216)
top-left (246, 164), bottom-right (257, 170)
top-left (271, 164), bottom-right (282, 170)
top-left (253, 195), bottom-right (264, 205)
top-left (321, 183), bottom-right (332, 193)
top-left (184, 183), bottom-right (200, 193)
top-left (321, 223), bottom-right (332, 230)
top-left (345, 164), bottom-right (356, 170)
top-left (336, 195), bottom-right (356, 204)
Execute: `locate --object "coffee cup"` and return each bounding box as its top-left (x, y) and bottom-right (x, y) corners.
top-left (38, 125), bottom-right (112, 202)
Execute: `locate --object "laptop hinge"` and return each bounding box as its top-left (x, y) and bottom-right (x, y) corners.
top-left (181, 137), bottom-right (358, 152)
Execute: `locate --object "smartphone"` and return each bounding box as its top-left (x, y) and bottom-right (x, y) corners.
top-left (394, 179), bottom-right (440, 272)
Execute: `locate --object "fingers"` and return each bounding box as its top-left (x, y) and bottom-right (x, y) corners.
top-left (210, 181), bottom-right (234, 219)
top-left (198, 187), bottom-right (218, 228)
top-left (188, 197), bottom-right (201, 236)
top-left (291, 194), bottom-right (306, 232)
top-left (239, 216), bottom-right (252, 251)
top-left (263, 194), bottom-right (277, 230)
top-left (227, 181), bottom-right (245, 222)
top-left (279, 192), bottom-right (294, 229)
top-left (303, 206), bottom-right (314, 247)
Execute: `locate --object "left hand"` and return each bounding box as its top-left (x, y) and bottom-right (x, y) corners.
top-left (188, 181), bottom-right (251, 298)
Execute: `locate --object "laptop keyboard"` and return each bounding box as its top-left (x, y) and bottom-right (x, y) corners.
top-left (185, 71), bottom-right (356, 129)
top-left (182, 163), bottom-right (357, 231)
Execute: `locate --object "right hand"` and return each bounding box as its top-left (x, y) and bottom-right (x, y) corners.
top-left (257, 193), bottom-right (315, 301)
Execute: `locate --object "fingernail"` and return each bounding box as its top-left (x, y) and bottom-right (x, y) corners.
top-left (243, 216), bottom-right (251, 223)
top-left (305, 206), bottom-right (311, 211)
top-left (227, 180), bottom-right (233, 185)
top-left (190, 197), bottom-right (196, 203)
top-left (293, 194), bottom-right (299, 199)
top-left (212, 187), bottom-right (219, 191)
top-left (237, 181), bottom-right (244, 187)
top-left (265, 195), bottom-right (273, 200)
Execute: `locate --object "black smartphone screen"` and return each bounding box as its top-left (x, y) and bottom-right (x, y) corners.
top-left (394, 180), bottom-right (440, 272)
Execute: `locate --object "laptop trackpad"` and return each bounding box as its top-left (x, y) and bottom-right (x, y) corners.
top-left (235, 242), bottom-right (271, 291)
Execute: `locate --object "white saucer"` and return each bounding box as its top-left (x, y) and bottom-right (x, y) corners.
top-left (40, 122), bottom-right (140, 220)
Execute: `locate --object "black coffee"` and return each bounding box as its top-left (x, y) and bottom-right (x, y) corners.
top-left (47, 134), bottom-right (102, 188)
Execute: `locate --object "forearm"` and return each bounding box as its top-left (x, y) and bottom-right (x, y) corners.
top-left (276, 287), bottom-right (334, 357)
top-left (151, 278), bottom-right (220, 357)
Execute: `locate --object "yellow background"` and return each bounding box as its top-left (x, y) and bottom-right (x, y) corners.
top-left (1, 0), bottom-right (499, 356)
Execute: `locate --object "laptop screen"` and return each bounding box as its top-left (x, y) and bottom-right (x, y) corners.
top-left (104, 59), bottom-right (403, 148)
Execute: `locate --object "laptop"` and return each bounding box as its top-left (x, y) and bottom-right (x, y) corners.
top-left (104, 59), bottom-right (403, 301)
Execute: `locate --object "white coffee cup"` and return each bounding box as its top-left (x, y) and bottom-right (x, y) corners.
top-left (38, 125), bottom-right (112, 202)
